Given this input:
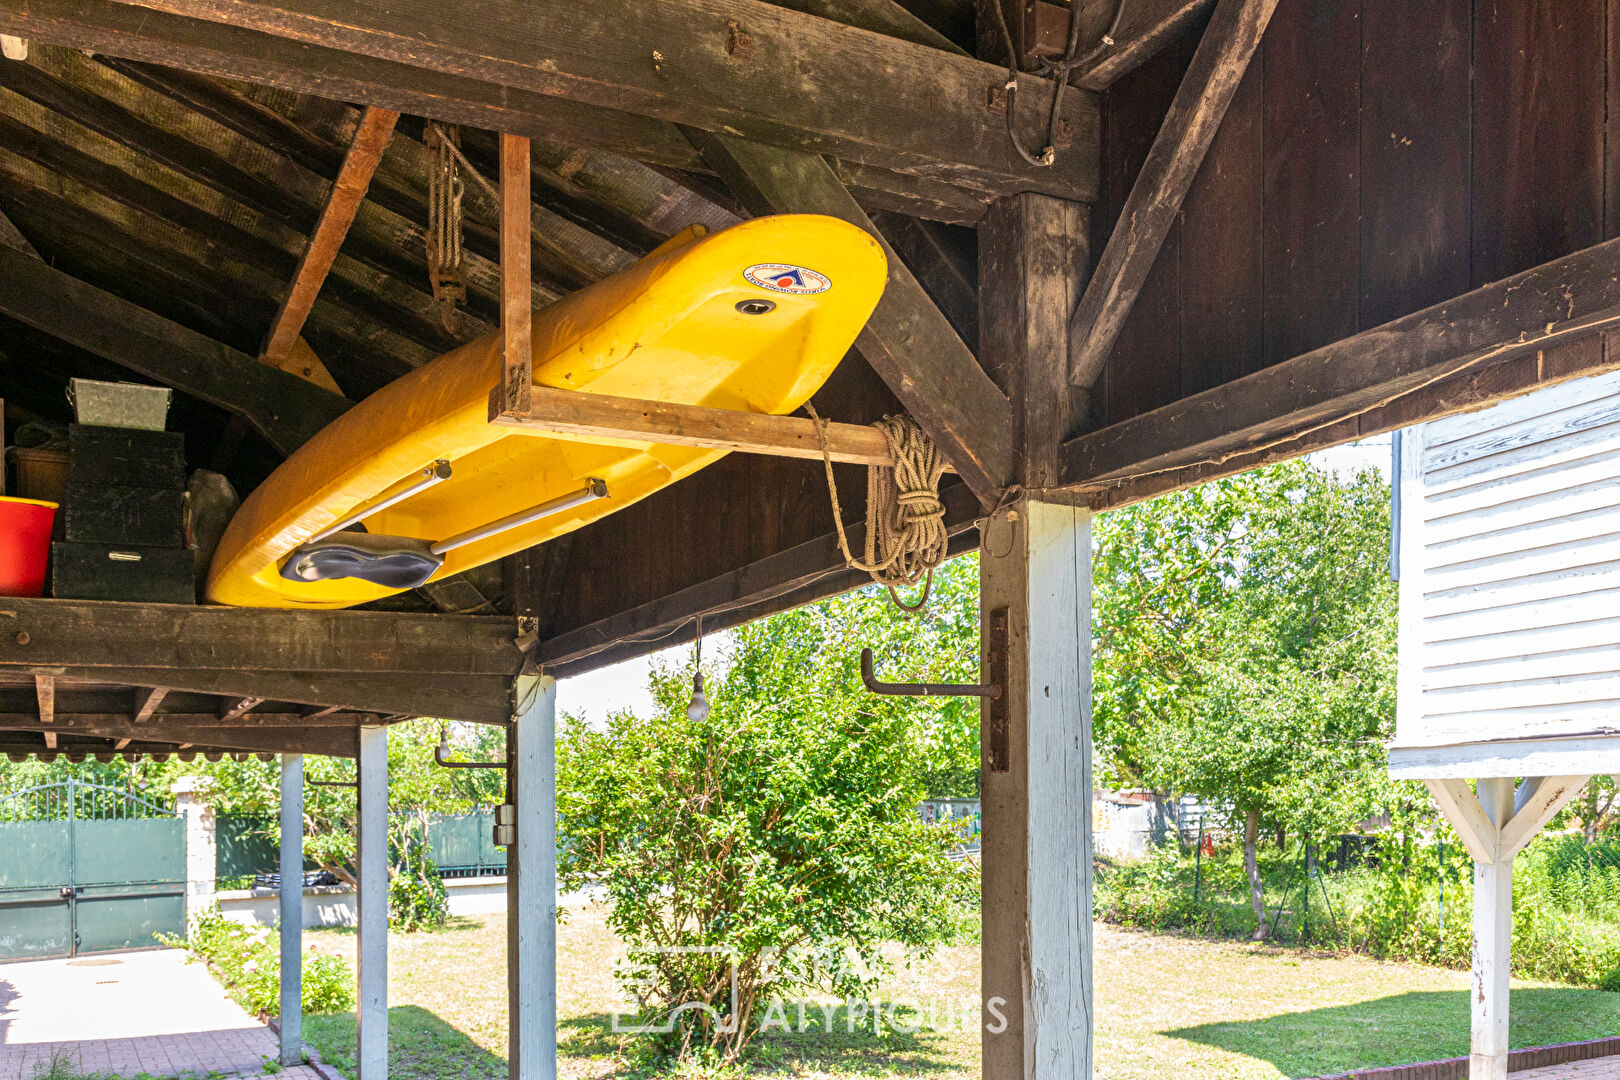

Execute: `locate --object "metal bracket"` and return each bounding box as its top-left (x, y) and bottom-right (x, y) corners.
top-left (432, 726), bottom-right (506, 770)
top-left (860, 610), bottom-right (1006, 700)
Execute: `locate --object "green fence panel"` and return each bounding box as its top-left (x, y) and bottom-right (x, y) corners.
top-left (74, 887), bottom-right (186, 954)
top-left (216, 813), bottom-right (281, 887)
top-left (75, 818), bottom-right (183, 887)
top-left (0, 820), bottom-right (71, 888)
top-left (0, 820), bottom-right (73, 959)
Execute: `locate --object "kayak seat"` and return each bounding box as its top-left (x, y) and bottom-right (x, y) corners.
top-left (279, 533), bottom-right (443, 589)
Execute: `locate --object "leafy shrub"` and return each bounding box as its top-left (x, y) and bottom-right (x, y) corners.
top-left (557, 589), bottom-right (978, 1062)
top-left (1095, 833), bottom-right (1620, 990)
top-left (165, 907), bottom-right (354, 1016)
top-left (388, 831), bottom-right (450, 932)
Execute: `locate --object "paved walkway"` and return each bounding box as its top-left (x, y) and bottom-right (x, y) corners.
top-left (0, 949), bottom-right (326, 1079)
top-left (1518, 1058), bottom-right (1620, 1078)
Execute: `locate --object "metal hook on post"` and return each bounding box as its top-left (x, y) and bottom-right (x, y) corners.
top-left (859, 649), bottom-right (1002, 699)
top-left (432, 725), bottom-right (507, 770)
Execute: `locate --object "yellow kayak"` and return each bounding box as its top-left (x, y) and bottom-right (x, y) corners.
top-left (206, 214), bottom-right (887, 608)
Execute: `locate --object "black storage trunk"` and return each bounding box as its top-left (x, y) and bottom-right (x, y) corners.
top-left (50, 542), bottom-right (195, 604)
top-left (57, 486), bottom-right (186, 546)
top-left (66, 425), bottom-right (186, 489)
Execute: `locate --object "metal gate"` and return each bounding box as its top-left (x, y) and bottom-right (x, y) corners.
top-left (0, 780), bottom-right (186, 960)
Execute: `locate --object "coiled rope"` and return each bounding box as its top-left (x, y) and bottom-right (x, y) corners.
top-left (806, 405), bottom-right (948, 611)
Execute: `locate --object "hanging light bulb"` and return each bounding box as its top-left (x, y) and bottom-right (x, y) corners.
top-left (686, 614), bottom-right (709, 722)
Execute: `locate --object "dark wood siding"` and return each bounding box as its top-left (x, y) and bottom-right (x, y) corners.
top-left (1095, 0), bottom-right (1620, 426)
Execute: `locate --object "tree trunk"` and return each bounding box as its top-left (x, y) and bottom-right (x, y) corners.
top-left (1245, 809), bottom-right (1269, 941)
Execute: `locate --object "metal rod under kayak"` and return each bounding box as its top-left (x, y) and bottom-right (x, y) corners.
top-left (430, 478), bottom-right (608, 555)
top-left (309, 460), bottom-right (452, 543)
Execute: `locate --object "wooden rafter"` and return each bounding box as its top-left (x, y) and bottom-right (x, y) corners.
top-left (261, 105), bottom-right (399, 367)
top-left (489, 385), bottom-right (953, 470)
top-left (34, 674), bottom-right (53, 724)
top-left (1067, 0), bottom-right (1278, 389)
top-left (217, 695), bottom-right (264, 722)
top-left (131, 685), bottom-right (169, 724)
top-left (0, 245), bottom-right (352, 455)
top-left (0, 204), bottom-right (38, 257)
top-left (689, 131), bottom-right (1015, 505)
top-left (499, 132), bottom-right (533, 417)
top-left (1071, 0), bottom-right (1214, 90)
top-left (1, 0), bottom-right (1096, 211)
top-left (1058, 236), bottom-right (1620, 496)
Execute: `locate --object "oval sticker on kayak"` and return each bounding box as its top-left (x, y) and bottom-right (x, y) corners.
top-left (743, 263), bottom-right (832, 295)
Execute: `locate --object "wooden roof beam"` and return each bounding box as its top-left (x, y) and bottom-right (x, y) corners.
top-left (0, 245), bottom-right (352, 455)
top-left (0, 0), bottom-right (1096, 213)
top-left (0, 715), bottom-right (357, 756)
top-left (0, 599), bottom-right (523, 676)
top-left (25, 664), bottom-right (513, 725)
top-left (489, 384), bottom-right (955, 470)
top-left (132, 685), bottom-right (169, 724)
top-left (1071, 0), bottom-right (1214, 90)
top-left (1067, 0), bottom-right (1278, 390)
top-left (689, 131), bottom-right (1015, 505)
top-left (33, 674), bottom-right (52, 725)
top-left (261, 105), bottom-right (398, 370)
top-left (0, 204), bottom-right (39, 257)
top-left (1056, 236), bottom-right (1620, 499)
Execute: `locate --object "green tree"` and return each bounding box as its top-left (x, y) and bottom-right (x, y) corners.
top-left (556, 570), bottom-right (979, 1061)
top-left (1093, 460), bottom-right (1397, 938)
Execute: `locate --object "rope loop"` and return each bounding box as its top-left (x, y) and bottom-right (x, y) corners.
top-left (807, 406), bottom-right (949, 612)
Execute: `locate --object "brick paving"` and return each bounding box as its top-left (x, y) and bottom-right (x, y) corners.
top-left (1518, 1057), bottom-right (1620, 1079)
top-left (0, 950), bottom-right (327, 1080)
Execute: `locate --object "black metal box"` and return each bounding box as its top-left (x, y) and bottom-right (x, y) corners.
top-left (57, 486), bottom-right (186, 547)
top-left (66, 425), bottom-right (186, 490)
top-left (49, 542), bottom-right (194, 604)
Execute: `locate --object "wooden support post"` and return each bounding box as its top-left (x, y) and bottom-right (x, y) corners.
top-left (279, 753), bottom-right (304, 1067)
top-left (980, 499), bottom-right (1093, 1080)
top-left (500, 133), bottom-right (533, 417)
top-left (507, 672), bottom-right (558, 1080)
top-left (356, 724), bottom-right (389, 1080)
top-left (1472, 777), bottom-right (1514, 1080)
top-left (978, 193), bottom-right (1091, 486)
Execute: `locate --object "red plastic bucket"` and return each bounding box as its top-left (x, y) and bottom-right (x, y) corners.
top-left (0, 497), bottom-right (58, 597)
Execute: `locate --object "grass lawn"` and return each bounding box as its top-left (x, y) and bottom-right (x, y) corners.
top-left (300, 903), bottom-right (1620, 1080)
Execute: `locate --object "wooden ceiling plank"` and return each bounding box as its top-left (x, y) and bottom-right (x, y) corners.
top-left (1067, 0), bottom-right (1279, 390)
top-left (0, 245), bottom-right (351, 454)
top-left (766, 0), bottom-right (968, 54)
top-left (99, 0), bottom-right (1096, 204)
top-left (1058, 237), bottom-right (1620, 494)
top-left (688, 131), bottom-right (1015, 505)
top-left (489, 385), bottom-right (948, 470)
top-left (261, 104), bottom-right (399, 364)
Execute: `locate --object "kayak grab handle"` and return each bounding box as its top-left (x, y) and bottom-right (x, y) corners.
top-left (309, 459), bottom-right (452, 543)
top-left (430, 478), bottom-right (608, 555)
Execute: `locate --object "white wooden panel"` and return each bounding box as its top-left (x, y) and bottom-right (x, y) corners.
top-left (1424, 585), bottom-right (1620, 641)
top-left (1424, 504), bottom-right (1620, 568)
top-left (1424, 642), bottom-right (1620, 689)
top-left (1424, 370), bottom-right (1620, 448)
top-left (1425, 473), bottom-right (1620, 545)
top-left (1422, 532), bottom-right (1620, 592)
top-left (1423, 390), bottom-right (1620, 477)
top-left (1424, 443), bottom-right (1620, 521)
top-left (1422, 670), bottom-right (1620, 715)
top-left (1427, 416), bottom-right (1620, 494)
top-left (1391, 736), bottom-right (1620, 780)
top-left (1398, 370), bottom-right (1620, 777)
top-left (1424, 559), bottom-right (1620, 617)
top-left (1422, 615), bottom-right (1620, 668)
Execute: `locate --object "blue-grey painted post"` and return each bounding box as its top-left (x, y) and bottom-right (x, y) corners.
top-left (508, 673), bottom-right (557, 1080)
top-left (357, 725), bottom-right (389, 1080)
top-left (279, 753), bottom-right (303, 1066)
